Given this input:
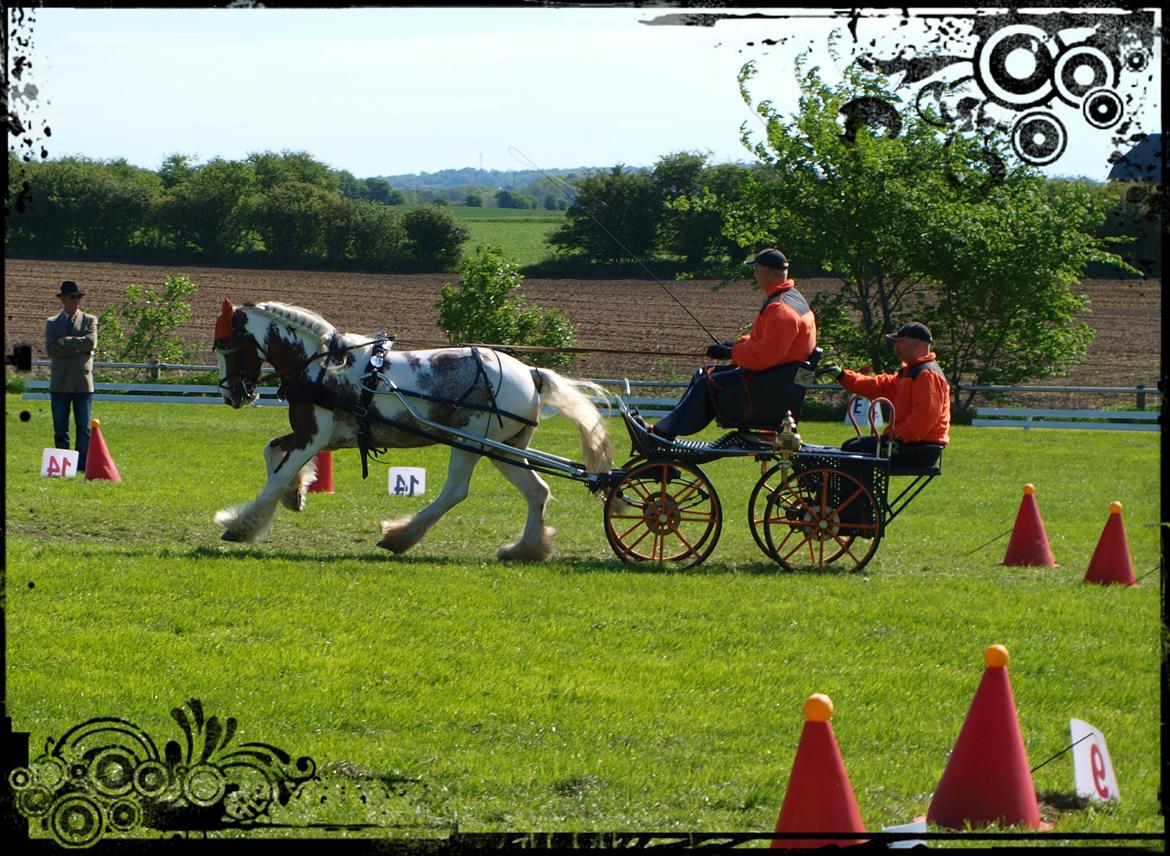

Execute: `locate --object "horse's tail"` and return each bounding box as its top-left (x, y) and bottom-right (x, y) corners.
top-left (532, 368), bottom-right (614, 474)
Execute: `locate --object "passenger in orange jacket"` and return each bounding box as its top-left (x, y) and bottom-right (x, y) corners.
top-left (819, 322), bottom-right (950, 467)
top-left (643, 248), bottom-right (817, 440)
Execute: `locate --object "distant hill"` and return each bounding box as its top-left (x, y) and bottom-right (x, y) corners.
top-left (377, 166), bottom-right (610, 190)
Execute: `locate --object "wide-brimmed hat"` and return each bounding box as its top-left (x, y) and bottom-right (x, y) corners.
top-left (886, 322), bottom-right (932, 342)
top-left (57, 280), bottom-right (86, 297)
top-left (745, 248), bottom-right (788, 270)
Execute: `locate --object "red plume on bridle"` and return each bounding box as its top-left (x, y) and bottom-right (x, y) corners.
top-left (215, 298), bottom-right (234, 343)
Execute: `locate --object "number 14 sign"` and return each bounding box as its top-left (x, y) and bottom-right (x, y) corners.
top-left (42, 448), bottom-right (80, 478)
top-left (388, 467), bottom-right (426, 497)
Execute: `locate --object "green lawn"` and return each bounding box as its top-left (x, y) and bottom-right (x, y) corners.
top-left (4, 394), bottom-right (1162, 845)
top-left (453, 206), bottom-right (565, 268)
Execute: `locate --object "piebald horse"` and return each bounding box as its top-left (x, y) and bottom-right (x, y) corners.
top-left (213, 300), bottom-right (613, 559)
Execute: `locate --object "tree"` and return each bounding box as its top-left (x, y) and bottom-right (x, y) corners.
top-left (465, 192), bottom-right (484, 207)
top-left (95, 275), bottom-right (200, 375)
top-left (246, 149), bottom-right (341, 193)
top-left (547, 165), bottom-right (661, 262)
top-left (925, 178), bottom-right (1122, 405)
top-left (402, 203), bottom-right (470, 270)
top-left (159, 158), bottom-right (258, 260)
top-left (435, 246), bottom-right (577, 369)
top-left (724, 52), bottom-right (1125, 384)
top-left (653, 150), bottom-right (742, 266)
top-left (250, 180), bottom-right (335, 264)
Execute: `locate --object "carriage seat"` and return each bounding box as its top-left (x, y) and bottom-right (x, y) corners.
top-left (714, 347), bottom-right (823, 431)
top-left (888, 443), bottom-right (945, 477)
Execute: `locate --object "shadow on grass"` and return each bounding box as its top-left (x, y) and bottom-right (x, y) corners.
top-left (84, 544), bottom-right (879, 577)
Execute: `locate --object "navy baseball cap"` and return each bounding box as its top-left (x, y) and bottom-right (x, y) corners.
top-left (886, 322), bottom-right (932, 342)
top-left (746, 248), bottom-right (788, 269)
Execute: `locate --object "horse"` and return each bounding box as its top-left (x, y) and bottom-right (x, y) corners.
top-left (212, 299), bottom-right (614, 559)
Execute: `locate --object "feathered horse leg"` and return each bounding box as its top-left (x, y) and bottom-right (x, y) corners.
top-left (215, 406), bottom-right (333, 542)
top-left (264, 435), bottom-right (319, 512)
top-left (491, 426), bottom-right (554, 561)
top-left (378, 447), bottom-right (480, 553)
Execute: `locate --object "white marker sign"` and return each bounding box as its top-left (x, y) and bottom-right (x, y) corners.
top-left (846, 396), bottom-right (884, 428)
top-left (388, 467), bottom-right (426, 497)
top-left (41, 448), bottom-right (80, 478)
top-left (1070, 718), bottom-right (1120, 803)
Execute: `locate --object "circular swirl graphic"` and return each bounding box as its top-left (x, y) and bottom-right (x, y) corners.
top-left (1011, 112), bottom-right (1067, 166)
top-left (18, 786), bottom-right (54, 818)
top-left (107, 798), bottom-right (142, 833)
top-left (50, 794), bottom-right (105, 849)
top-left (1054, 44), bottom-right (1116, 105)
top-left (9, 767), bottom-right (32, 791)
top-left (30, 755), bottom-right (68, 790)
top-left (133, 759), bottom-right (172, 798)
top-left (90, 748), bottom-right (136, 797)
top-left (1083, 88), bottom-right (1124, 129)
top-left (1125, 49), bottom-right (1148, 72)
top-left (975, 24), bottom-right (1056, 108)
top-left (183, 763), bottom-right (227, 807)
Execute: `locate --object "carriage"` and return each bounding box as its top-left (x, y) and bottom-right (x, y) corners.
top-left (212, 300), bottom-right (942, 570)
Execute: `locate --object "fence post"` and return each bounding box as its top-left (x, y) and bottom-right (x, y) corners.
top-left (149, 359), bottom-right (160, 381)
top-left (1136, 384), bottom-right (1145, 410)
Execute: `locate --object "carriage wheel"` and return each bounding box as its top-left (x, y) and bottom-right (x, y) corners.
top-left (749, 464), bottom-right (858, 565)
top-left (760, 467), bottom-right (881, 572)
top-left (604, 461), bottom-right (721, 568)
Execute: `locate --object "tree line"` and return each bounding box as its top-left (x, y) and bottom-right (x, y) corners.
top-left (6, 149), bottom-right (471, 270)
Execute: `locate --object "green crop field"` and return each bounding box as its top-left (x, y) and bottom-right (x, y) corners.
top-left (453, 206), bottom-right (565, 268)
top-left (4, 393), bottom-right (1162, 846)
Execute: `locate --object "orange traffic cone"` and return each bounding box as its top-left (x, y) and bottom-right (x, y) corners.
top-left (926, 645), bottom-right (1042, 830)
top-left (84, 419), bottom-right (122, 483)
top-left (1084, 502), bottom-right (1137, 586)
top-left (1001, 484), bottom-right (1056, 567)
top-left (772, 694), bottom-right (867, 849)
top-left (308, 451), bottom-right (333, 493)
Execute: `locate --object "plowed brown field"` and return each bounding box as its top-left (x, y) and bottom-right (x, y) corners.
top-left (5, 258), bottom-right (1161, 406)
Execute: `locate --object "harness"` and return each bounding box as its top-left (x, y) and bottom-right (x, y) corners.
top-left (279, 344), bottom-right (540, 480)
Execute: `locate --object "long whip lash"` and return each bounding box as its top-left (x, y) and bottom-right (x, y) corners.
top-left (509, 147), bottom-right (722, 344)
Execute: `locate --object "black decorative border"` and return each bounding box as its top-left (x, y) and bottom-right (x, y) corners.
top-left (7, 700), bottom-right (319, 847)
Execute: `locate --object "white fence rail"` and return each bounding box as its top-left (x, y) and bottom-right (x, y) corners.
top-left (16, 362), bottom-right (1162, 427)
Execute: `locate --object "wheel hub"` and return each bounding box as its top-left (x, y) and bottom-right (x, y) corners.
top-left (644, 496), bottom-right (681, 534)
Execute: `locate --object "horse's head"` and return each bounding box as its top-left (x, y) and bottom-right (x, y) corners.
top-left (213, 299), bottom-right (262, 408)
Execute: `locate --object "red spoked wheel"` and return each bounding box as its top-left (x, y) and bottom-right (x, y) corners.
top-left (761, 467), bottom-right (881, 572)
top-left (747, 463), bottom-right (787, 556)
top-left (604, 461), bottom-right (721, 568)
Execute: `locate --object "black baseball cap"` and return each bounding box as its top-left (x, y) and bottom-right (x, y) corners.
top-left (746, 248), bottom-right (788, 270)
top-left (886, 322), bottom-right (932, 343)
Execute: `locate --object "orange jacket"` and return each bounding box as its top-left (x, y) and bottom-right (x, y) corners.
top-left (840, 353), bottom-right (951, 444)
top-left (731, 281), bottom-right (817, 370)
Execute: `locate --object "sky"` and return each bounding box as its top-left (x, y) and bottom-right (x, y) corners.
top-left (8, 6), bottom-right (1162, 182)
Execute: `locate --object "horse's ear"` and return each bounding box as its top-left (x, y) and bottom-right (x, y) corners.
top-left (215, 298), bottom-right (234, 341)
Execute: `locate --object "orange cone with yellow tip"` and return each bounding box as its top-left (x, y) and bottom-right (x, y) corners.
top-left (1001, 484), bottom-right (1056, 567)
top-left (84, 419), bottom-right (121, 483)
top-left (308, 451), bottom-right (334, 493)
top-left (772, 694), bottom-right (867, 848)
top-left (1084, 502), bottom-right (1137, 586)
top-left (926, 645), bottom-right (1042, 830)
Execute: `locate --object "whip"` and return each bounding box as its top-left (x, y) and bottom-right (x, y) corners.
top-left (509, 147), bottom-right (723, 344)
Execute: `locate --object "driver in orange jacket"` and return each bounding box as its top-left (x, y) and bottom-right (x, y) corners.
top-left (818, 322), bottom-right (950, 466)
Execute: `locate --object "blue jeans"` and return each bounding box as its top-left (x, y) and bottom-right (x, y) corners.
top-left (51, 392), bottom-right (93, 471)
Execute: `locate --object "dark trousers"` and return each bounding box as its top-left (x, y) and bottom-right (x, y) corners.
top-left (51, 392), bottom-right (92, 470)
top-left (841, 434), bottom-right (941, 468)
top-left (654, 366), bottom-right (740, 440)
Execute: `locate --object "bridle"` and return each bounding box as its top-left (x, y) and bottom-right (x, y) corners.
top-left (214, 308), bottom-right (265, 404)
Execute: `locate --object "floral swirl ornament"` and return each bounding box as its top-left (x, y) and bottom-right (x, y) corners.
top-left (8, 699), bottom-right (317, 847)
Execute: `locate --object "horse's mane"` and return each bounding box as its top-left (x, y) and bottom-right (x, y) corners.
top-left (251, 302), bottom-right (338, 340)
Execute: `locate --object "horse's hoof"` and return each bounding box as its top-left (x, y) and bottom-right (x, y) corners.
top-left (221, 531), bottom-right (243, 542)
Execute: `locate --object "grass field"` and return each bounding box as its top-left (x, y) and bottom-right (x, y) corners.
top-left (452, 206), bottom-right (565, 269)
top-left (4, 394), bottom-right (1162, 845)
